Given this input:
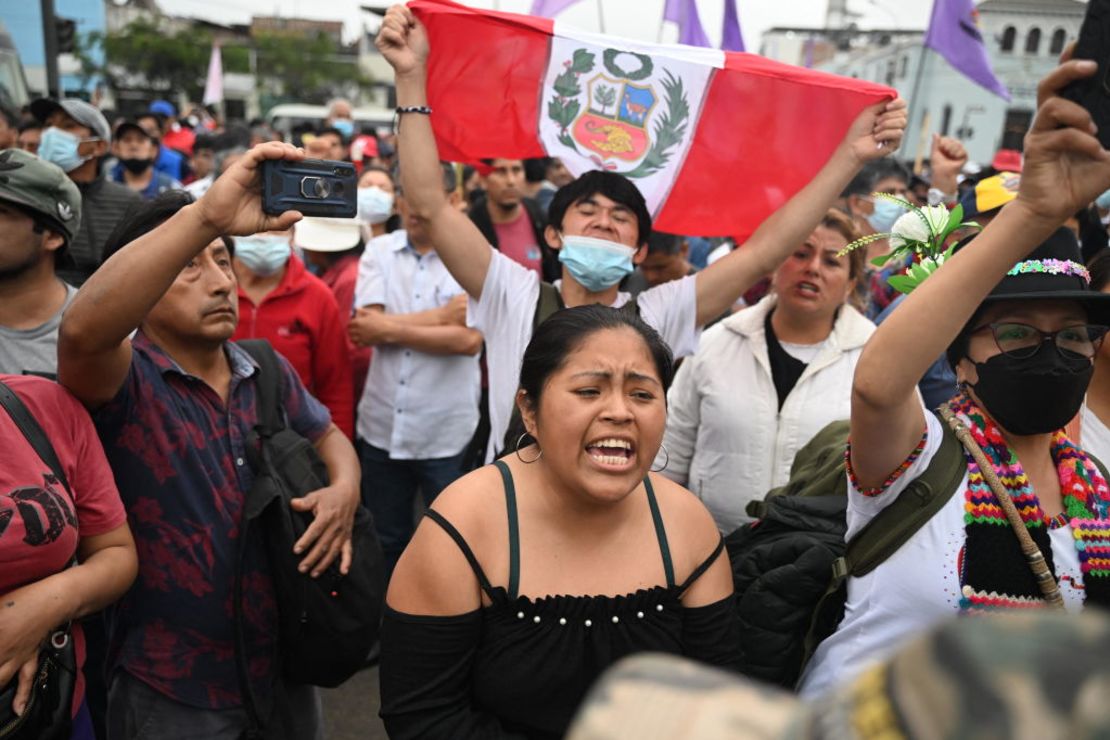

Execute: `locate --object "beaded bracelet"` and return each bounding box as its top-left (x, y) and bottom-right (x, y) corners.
top-left (393, 105), bottom-right (433, 134)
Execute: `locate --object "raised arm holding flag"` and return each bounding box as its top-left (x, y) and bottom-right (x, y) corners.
top-left (377, 1), bottom-right (906, 463)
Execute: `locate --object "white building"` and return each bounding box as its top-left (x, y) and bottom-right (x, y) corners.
top-left (764, 0), bottom-right (1086, 166)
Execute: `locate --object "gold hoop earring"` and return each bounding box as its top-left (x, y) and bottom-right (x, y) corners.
top-left (650, 444), bottom-right (669, 473)
top-left (515, 433), bottom-right (542, 464)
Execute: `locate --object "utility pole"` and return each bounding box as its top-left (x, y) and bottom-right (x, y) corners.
top-left (40, 0), bottom-right (60, 98)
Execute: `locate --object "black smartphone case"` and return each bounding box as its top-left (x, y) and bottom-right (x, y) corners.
top-left (261, 159), bottom-right (358, 218)
top-left (1062, 0), bottom-right (1110, 150)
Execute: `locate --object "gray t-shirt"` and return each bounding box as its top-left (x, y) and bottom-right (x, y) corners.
top-left (0, 284), bottom-right (78, 378)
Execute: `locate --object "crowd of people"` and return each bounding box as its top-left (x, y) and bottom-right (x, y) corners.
top-left (1, 3), bottom-right (1109, 739)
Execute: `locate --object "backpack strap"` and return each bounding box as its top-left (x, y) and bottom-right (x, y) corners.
top-left (237, 339), bottom-right (286, 437)
top-left (532, 281), bottom-right (565, 332)
top-left (798, 416), bottom-right (966, 683)
top-left (0, 379), bottom-right (72, 496)
top-left (844, 418), bottom-right (965, 578)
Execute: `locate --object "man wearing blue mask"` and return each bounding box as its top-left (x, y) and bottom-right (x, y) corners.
top-left (29, 98), bottom-right (141, 286)
top-left (841, 159), bottom-right (912, 318)
top-left (377, 5), bottom-right (908, 463)
top-left (326, 98), bottom-right (356, 142)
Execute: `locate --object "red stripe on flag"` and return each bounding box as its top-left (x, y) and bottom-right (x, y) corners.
top-left (412, 0), bottom-right (552, 163)
top-left (657, 54), bottom-right (894, 238)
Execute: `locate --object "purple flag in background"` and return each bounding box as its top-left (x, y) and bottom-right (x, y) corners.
top-left (924, 0), bottom-right (1010, 100)
top-left (529, 0), bottom-right (584, 17)
top-left (663, 0), bottom-right (711, 48)
top-left (721, 0), bottom-right (745, 52)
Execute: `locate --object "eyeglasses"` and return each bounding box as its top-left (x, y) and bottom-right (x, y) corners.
top-left (971, 322), bottom-right (1110, 360)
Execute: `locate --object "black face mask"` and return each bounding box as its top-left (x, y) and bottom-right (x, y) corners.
top-left (970, 342), bottom-right (1093, 435)
top-left (120, 157), bottom-right (153, 174)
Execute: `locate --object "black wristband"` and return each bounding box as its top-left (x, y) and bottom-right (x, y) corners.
top-left (396, 105), bottom-right (432, 115)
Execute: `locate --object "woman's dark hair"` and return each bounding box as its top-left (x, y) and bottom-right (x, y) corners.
top-left (1088, 248), bottom-right (1110, 293)
top-left (100, 190), bottom-right (234, 266)
top-left (547, 171), bottom-right (652, 247)
top-left (517, 305), bottom-right (675, 416)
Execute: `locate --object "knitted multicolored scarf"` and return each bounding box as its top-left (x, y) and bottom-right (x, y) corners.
top-left (948, 393), bottom-right (1110, 611)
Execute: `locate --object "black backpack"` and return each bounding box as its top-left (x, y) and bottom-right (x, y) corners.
top-left (725, 417), bottom-right (966, 689)
top-left (235, 340), bottom-right (385, 705)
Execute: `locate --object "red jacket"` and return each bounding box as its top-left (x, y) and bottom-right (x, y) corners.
top-left (320, 254), bottom-right (371, 403)
top-left (233, 255), bottom-right (355, 438)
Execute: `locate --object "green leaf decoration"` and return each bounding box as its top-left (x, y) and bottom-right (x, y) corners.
top-left (837, 231), bottom-right (892, 257)
top-left (945, 203), bottom-right (964, 235)
top-left (887, 274), bottom-right (919, 293)
top-left (873, 191), bottom-right (917, 211)
top-left (570, 49), bottom-right (596, 74)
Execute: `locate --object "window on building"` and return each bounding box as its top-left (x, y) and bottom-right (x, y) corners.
top-left (1002, 109), bottom-right (1034, 151)
top-left (900, 55), bottom-right (908, 78)
top-left (1000, 26), bottom-right (1016, 53)
top-left (886, 60), bottom-right (896, 86)
top-left (1050, 28), bottom-right (1067, 55)
top-left (941, 105), bottom-right (953, 137)
top-left (1026, 27), bottom-right (1042, 55)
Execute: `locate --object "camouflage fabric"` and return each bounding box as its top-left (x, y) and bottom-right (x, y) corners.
top-left (567, 610), bottom-right (1110, 740)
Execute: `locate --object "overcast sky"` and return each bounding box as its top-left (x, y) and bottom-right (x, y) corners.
top-left (167, 0), bottom-right (933, 50)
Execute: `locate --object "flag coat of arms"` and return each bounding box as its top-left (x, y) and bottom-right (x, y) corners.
top-left (410, 0), bottom-right (896, 238)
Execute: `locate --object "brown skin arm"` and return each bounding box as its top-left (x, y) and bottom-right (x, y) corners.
top-left (348, 306), bottom-right (482, 355)
top-left (58, 142), bottom-right (305, 409)
top-left (692, 99), bottom-right (908, 326)
top-left (2, 524), bottom-right (137, 714)
top-left (291, 424), bottom-right (362, 577)
top-left (376, 6), bottom-right (492, 300)
top-left (849, 59), bottom-right (1110, 488)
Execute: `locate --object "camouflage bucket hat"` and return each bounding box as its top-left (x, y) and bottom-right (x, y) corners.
top-left (568, 610), bottom-right (1110, 740)
top-left (0, 149), bottom-right (81, 245)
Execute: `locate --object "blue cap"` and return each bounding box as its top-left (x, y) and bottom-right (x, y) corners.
top-left (149, 99), bottom-right (176, 118)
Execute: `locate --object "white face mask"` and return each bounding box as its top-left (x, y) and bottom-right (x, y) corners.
top-left (558, 234), bottom-right (638, 293)
top-left (357, 187), bottom-right (395, 225)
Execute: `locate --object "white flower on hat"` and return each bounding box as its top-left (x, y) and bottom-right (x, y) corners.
top-left (838, 193), bottom-right (981, 296)
top-left (890, 204), bottom-right (950, 251)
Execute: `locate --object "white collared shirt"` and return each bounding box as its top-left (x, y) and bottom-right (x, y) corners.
top-left (354, 230), bottom-right (480, 459)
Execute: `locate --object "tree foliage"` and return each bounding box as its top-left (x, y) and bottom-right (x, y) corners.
top-left (79, 19), bottom-right (369, 105)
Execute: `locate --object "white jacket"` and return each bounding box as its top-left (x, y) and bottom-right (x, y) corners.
top-left (660, 294), bottom-right (875, 533)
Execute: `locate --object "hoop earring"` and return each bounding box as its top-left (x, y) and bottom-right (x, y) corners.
top-left (651, 444), bottom-right (670, 473)
top-left (515, 433), bottom-right (542, 464)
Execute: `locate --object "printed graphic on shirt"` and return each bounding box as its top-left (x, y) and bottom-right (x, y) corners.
top-left (0, 474), bottom-right (76, 546)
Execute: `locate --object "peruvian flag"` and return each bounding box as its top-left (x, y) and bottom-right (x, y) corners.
top-left (410, 0), bottom-right (896, 238)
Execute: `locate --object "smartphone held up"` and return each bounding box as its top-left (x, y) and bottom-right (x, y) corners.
top-left (1062, 0), bottom-right (1110, 150)
top-left (262, 159), bottom-right (358, 218)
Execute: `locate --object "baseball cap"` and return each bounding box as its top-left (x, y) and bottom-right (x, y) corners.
top-left (294, 217), bottom-right (362, 252)
top-left (991, 148), bottom-right (1023, 173)
top-left (149, 100), bottom-right (176, 118)
top-left (29, 98), bottom-right (112, 143)
top-left (0, 149), bottom-right (82, 245)
top-left (114, 120), bottom-right (154, 142)
top-left (958, 171), bottom-right (1020, 219)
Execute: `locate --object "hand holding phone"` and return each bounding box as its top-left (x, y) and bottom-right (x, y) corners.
top-left (262, 159), bottom-right (358, 218)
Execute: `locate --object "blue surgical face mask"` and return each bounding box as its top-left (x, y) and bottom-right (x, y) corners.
top-left (1097, 189), bottom-right (1110, 211)
top-left (558, 235), bottom-right (638, 293)
top-left (235, 235), bottom-right (291, 276)
top-left (866, 197), bottom-right (904, 234)
top-left (331, 119), bottom-right (355, 138)
top-left (357, 186), bottom-right (394, 225)
top-left (38, 127), bottom-right (93, 173)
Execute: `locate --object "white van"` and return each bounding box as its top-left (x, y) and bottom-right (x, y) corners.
top-left (267, 103), bottom-right (394, 140)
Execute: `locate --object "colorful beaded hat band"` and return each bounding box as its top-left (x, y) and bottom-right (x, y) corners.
top-left (1006, 259), bottom-right (1090, 283)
